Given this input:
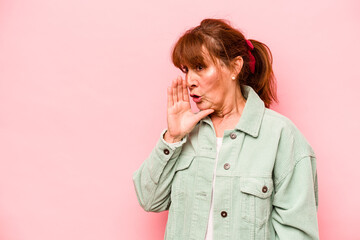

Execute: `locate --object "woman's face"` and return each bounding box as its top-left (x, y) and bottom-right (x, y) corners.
top-left (183, 50), bottom-right (234, 111)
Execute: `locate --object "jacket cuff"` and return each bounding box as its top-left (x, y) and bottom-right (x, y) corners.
top-left (160, 129), bottom-right (187, 151)
top-left (146, 130), bottom-right (186, 184)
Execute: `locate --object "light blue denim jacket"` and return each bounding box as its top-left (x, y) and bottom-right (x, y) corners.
top-left (133, 85), bottom-right (319, 240)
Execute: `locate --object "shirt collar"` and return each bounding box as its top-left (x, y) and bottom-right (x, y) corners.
top-left (200, 85), bottom-right (265, 138)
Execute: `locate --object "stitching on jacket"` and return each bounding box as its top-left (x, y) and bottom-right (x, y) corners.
top-left (274, 155), bottom-right (312, 188)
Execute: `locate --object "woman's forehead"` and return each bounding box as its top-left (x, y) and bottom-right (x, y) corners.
top-left (181, 46), bottom-right (215, 66)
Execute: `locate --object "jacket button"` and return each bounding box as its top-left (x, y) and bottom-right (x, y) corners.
top-left (163, 149), bottom-right (170, 155)
top-left (262, 186), bottom-right (268, 193)
top-left (221, 211), bottom-right (227, 218)
top-left (224, 163), bottom-right (230, 170)
top-left (230, 132), bottom-right (237, 139)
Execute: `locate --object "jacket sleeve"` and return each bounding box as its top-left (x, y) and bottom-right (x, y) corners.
top-left (271, 155), bottom-right (319, 239)
top-left (132, 129), bottom-right (186, 212)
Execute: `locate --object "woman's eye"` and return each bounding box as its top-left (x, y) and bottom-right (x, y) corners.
top-left (181, 66), bottom-right (188, 73)
top-left (196, 65), bottom-right (203, 71)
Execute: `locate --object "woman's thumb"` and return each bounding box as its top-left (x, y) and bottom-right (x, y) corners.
top-left (194, 109), bottom-right (214, 122)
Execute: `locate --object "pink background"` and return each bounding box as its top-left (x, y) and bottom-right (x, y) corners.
top-left (0, 0), bottom-right (359, 239)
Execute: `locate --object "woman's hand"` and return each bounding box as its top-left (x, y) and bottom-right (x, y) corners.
top-left (164, 76), bottom-right (214, 143)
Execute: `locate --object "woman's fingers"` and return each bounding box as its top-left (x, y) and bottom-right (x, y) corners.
top-left (182, 78), bottom-right (189, 102)
top-left (169, 76), bottom-right (188, 105)
top-left (172, 78), bottom-right (178, 103)
top-left (177, 77), bottom-right (183, 102)
top-left (167, 86), bottom-right (173, 107)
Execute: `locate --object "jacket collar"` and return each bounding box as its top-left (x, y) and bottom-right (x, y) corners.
top-left (200, 85), bottom-right (265, 138)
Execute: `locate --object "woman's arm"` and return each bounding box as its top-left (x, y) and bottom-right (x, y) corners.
top-left (132, 130), bottom-right (186, 212)
top-left (272, 155), bottom-right (319, 239)
top-left (133, 76), bottom-right (213, 212)
top-left (268, 116), bottom-right (319, 239)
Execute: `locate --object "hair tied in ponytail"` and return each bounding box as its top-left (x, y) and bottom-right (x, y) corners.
top-left (246, 39), bottom-right (256, 74)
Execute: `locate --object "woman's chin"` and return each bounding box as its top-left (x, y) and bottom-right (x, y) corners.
top-left (196, 103), bottom-right (211, 111)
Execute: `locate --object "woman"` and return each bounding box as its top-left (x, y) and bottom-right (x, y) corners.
top-left (133, 19), bottom-right (319, 240)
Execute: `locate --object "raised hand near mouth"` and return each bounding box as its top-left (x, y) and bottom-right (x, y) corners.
top-left (164, 76), bottom-right (214, 143)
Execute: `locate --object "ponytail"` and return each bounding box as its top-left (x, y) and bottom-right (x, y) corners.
top-left (242, 39), bottom-right (278, 108)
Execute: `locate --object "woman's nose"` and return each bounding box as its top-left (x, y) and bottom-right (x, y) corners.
top-left (186, 71), bottom-right (198, 89)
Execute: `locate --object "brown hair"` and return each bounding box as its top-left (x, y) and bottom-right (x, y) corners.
top-left (172, 18), bottom-right (278, 108)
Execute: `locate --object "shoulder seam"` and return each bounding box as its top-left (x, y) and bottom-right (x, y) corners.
top-left (274, 155), bottom-right (312, 187)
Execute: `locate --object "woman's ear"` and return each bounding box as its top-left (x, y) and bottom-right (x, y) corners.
top-left (232, 56), bottom-right (243, 76)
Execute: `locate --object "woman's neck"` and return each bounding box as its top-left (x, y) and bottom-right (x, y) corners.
top-left (211, 84), bottom-right (246, 120)
top-left (210, 85), bottom-right (246, 137)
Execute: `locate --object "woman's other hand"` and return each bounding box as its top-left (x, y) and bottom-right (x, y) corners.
top-left (164, 76), bottom-right (214, 143)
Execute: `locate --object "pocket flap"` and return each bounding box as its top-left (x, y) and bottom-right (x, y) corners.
top-left (240, 177), bottom-right (274, 199)
top-left (175, 155), bottom-right (195, 172)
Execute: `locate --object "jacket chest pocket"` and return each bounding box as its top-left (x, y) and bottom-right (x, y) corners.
top-left (240, 177), bottom-right (274, 227)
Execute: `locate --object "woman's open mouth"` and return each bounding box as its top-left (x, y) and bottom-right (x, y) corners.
top-left (190, 94), bottom-right (202, 103)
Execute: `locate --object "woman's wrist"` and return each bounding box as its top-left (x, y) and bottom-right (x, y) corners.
top-left (164, 131), bottom-right (183, 143)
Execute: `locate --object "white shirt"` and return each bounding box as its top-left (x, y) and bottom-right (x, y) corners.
top-left (204, 137), bottom-right (223, 240)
